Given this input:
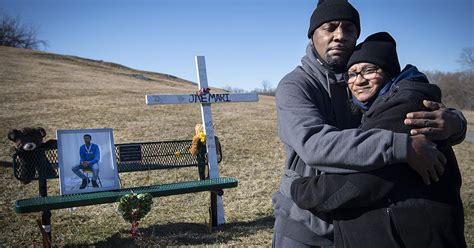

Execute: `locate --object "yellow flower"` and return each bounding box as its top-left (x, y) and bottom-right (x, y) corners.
top-left (198, 132), bottom-right (206, 143)
top-left (175, 150), bottom-right (182, 157)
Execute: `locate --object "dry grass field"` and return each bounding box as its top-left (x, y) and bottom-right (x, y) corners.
top-left (0, 46), bottom-right (472, 247)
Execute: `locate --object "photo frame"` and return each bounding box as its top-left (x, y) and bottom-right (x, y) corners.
top-left (57, 128), bottom-right (120, 195)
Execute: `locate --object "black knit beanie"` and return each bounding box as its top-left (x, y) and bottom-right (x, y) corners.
top-left (347, 32), bottom-right (401, 78)
top-left (307, 0), bottom-right (360, 38)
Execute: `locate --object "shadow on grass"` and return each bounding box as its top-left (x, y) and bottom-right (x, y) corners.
top-left (0, 160), bottom-right (13, 167)
top-left (86, 215), bottom-right (275, 247)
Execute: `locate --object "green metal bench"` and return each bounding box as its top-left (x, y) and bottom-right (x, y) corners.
top-left (12, 140), bottom-right (238, 243)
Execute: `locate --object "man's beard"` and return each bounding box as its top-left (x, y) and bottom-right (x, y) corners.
top-left (326, 54), bottom-right (349, 73)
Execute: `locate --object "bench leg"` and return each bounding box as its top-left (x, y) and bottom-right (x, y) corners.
top-left (41, 211), bottom-right (52, 247)
top-left (39, 178), bottom-right (52, 247)
top-left (198, 164), bottom-right (206, 180)
top-left (36, 217), bottom-right (51, 248)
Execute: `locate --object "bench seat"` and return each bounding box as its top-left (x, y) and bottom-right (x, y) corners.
top-left (16, 177), bottom-right (238, 213)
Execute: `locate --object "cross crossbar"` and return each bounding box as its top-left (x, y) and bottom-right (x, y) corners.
top-left (146, 93), bottom-right (258, 105)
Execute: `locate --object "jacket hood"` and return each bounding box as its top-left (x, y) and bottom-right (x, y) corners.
top-left (301, 43), bottom-right (347, 95)
top-left (386, 64), bottom-right (441, 102)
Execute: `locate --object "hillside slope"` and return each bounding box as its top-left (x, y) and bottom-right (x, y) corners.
top-left (0, 46), bottom-right (282, 246)
top-left (0, 46), bottom-right (270, 155)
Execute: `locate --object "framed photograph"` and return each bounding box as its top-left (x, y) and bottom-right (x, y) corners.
top-left (57, 128), bottom-right (120, 195)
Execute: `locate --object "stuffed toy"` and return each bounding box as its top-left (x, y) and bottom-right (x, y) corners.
top-left (190, 124), bottom-right (222, 179)
top-left (7, 127), bottom-right (57, 184)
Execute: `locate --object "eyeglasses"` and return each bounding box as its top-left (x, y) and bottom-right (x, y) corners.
top-left (344, 67), bottom-right (381, 84)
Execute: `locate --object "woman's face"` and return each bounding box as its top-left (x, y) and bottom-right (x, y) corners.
top-left (346, 62), bottom-right (388, 102)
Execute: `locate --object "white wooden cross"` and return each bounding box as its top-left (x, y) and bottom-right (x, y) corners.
top-left (145, 56), bottom-right (259, 225)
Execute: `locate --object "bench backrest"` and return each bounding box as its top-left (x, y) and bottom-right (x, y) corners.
top-left (12, 140), bottom-right (220, 181)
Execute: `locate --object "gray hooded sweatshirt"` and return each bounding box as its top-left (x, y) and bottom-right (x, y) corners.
top-left (272, 43), bottom-right (409, 246)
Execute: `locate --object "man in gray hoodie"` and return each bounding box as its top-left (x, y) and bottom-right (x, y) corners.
top-left (272, 0), bottom-right (467, 247)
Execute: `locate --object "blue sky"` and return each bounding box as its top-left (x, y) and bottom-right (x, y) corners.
top-left (1, 0), bottom-right (473, 90)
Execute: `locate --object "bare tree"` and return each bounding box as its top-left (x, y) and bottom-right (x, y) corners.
top-left (422, 47), bottom-right (474, 110)
top-left (252, 80), bottom-right (276, 96)
top-left (0, 12), bottom-right (47, 50)
top-left (261, 80), bottom-right (272, 93)
top-left (222, 85), bottom-right (246, 93)
top-left (457, 47), bottom-right (474, 72)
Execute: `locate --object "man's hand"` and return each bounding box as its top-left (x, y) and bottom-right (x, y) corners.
top-left (81, 161), bottom-right (89, 168)
top-left (406, 134), bottom-right (447, 185)
top-left (404, 100), bottom-right (462, 140)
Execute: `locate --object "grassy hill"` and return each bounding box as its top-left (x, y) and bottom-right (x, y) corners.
top-left (0, 46), bottom-right (472, 246)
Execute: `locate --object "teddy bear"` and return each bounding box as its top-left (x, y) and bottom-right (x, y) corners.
top-left (189, 124), bottom-right (222, 180)
top-left (7, 127), bottom-right (57, 184)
